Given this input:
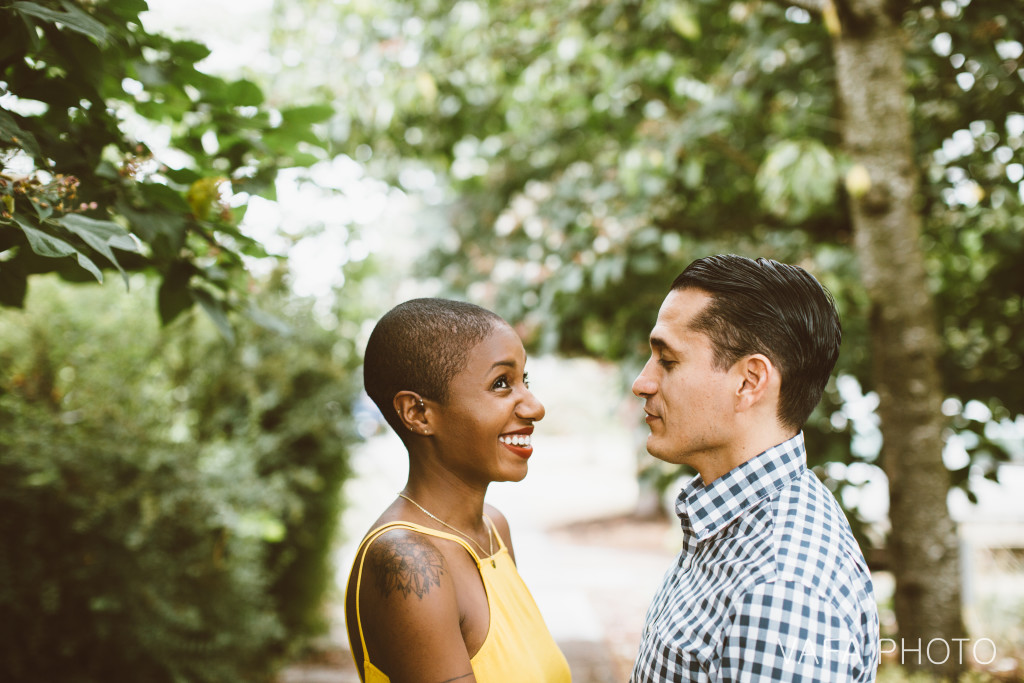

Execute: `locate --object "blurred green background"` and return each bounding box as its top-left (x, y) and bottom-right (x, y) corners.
top-left (2, 0), bottom-right (1022, 680)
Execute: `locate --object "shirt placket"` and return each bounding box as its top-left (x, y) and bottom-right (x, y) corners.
top-left (643, 516), bottom-right (701, 641)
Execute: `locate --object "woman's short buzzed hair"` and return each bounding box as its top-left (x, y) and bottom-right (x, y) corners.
top-left (363, 298), bottom-right (505, 434)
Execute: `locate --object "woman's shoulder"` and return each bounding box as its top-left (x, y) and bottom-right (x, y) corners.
top-left (482, 503), bottom-right (510, 529)
top-left (359, 524), bottom-right (454, 602)
top-left (483, 503), bottom-right (515, 558)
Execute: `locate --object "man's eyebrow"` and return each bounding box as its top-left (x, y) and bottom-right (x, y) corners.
top-left (649, 336), bottom-right (669, 352)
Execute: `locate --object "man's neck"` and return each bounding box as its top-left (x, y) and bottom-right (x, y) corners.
top-left (696, 425), bottom-right (798, 485)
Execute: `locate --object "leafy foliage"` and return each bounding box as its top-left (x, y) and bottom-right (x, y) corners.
top-left (0, 394), bottom-right (284, 682)
top-left (276, 0), bottom-right (1024, 525)
top-left (0, 0), bottom-right (333, 331)
top-left (0, 273), bottom-right (362, 681)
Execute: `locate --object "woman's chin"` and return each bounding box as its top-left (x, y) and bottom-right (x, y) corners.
top-left (493, 465), bottom-right (529, 484)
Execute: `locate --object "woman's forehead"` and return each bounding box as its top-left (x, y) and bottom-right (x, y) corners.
top-left (461, 324), bottom-right (525, 370)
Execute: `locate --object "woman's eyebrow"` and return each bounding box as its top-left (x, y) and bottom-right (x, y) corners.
top-left (488, 359), bottom-right (517, 372)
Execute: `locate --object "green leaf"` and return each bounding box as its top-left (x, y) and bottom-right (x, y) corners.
top-left (14, 218), bottom-right (104, 282)
top-left (279, 104), bottom-right (335, 127)
top-left (756, 139), bottom-right (838, 223)
top-left (139, 183), bottom-right (191, 213)
top-left (116, 203), bottom-right (187, 257)
top-left (225, 80), bottom-right (265, 107)
top-left (56, 214), bottom-right (139, 287)
top-left (192, 287), bottom-right (235, 344)
top-left (32, 197), bottom-right (53, 222)
top-left (163, 168), bottom-right (202, 185)
top-left (0, 261), bottom-right (28, 307)
top-left (25, 469), bottom-right (59, 487)
top-left (0, 109), bottom-right (42, 159)
top-left (74, 251), bottom-right (103, 282)
top-left (236, 511), bottom-right (286, 542)
top-left (158, 262), bottom-right (194, 326)
top-left (169, 39), bottom-right (212, 63)
top-left (16, 218), bottom-right (78, 258)
top-left (11, 1), bottom-right (108, 43)
top-left (132, 61), bottom-right (168, 88)
top-left (668, 4), bottom-right (701, 41)
top-left (95, 161), bottom-right (121, 180)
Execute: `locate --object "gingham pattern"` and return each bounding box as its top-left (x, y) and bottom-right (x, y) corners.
top-left (631, 433), bottom-right (880, 682)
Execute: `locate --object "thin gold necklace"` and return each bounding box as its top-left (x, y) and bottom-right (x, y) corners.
top-left (397, 492), bottom-right (496, 565)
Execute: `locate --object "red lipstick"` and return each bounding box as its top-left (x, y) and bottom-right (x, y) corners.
top-left (499, 427), bottom-right (534, 459)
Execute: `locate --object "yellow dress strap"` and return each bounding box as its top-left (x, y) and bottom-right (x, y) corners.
top-left (482, 514), bottom-right (505, 552)
top-left (352, 519), bottom-right (496, 663)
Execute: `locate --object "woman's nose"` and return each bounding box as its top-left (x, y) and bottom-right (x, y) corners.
top-left (518, 389), bottom-right (546, 422)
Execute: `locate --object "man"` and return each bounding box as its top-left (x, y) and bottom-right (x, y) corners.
top-left (630, 254), bottom-right (879, 682)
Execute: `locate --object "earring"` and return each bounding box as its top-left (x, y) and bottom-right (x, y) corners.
top-left (417, 398), bottom-right (425, 409)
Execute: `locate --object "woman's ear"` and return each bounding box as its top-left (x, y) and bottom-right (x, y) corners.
top-left (734, 354), bottom-right (777, 413)
top-left (393, 391), bottom-right (432, 435)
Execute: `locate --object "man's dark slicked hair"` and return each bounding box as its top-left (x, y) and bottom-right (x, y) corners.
top-left (671, 254), bottom-right (841, 430)
top-left (363, 298), bottom-right (505, 435)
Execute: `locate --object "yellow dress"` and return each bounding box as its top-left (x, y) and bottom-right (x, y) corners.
top-left (348, 519), bottom-right (572, 682)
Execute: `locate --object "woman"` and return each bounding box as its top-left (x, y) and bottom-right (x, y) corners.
top-left (345, 298), bottom-right (572, 683)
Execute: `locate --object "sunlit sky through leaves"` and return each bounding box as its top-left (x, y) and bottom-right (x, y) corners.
top-left (143, 0), bottom-right (411, 301)
top-left (135, 0), bottom-right (1024, 528)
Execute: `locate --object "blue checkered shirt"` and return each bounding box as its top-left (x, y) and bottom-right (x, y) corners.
top-left (631, 433), bottom-right (879, 682)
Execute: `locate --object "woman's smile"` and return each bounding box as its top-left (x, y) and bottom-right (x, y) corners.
top-left (499, 428), bottom-right (534, 459)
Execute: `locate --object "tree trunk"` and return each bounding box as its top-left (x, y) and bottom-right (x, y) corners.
top-left (830, 0), bottom-right (966, 677)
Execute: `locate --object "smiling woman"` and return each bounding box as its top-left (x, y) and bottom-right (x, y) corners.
top-left (345, 298), bottom-right (571, 683)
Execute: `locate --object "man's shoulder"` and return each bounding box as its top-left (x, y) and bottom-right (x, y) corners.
top-left (736, 465), bottom-right (848, 547)
top-left (769, 467), bottom-right (857, 550)
top-left (760, 471), bottom-right (875, 609)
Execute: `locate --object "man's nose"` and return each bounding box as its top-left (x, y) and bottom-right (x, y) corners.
top-left (633, 361), bottom-right (657, 398)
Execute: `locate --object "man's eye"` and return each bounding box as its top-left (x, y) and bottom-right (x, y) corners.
top-left (523, 372), bottom-right (530, 388)
top-left (658, 359), bottom-right (676, 369)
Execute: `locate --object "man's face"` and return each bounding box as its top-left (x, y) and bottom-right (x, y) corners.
top-left (632, 288), bottom-right (739, 468)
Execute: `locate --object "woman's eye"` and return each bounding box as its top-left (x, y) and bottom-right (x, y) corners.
top-left (492, 376), bottom-right (511, 390)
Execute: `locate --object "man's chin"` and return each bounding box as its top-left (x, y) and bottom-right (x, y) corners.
top-left (645, 438), bottom-right (673, 463)
top-left (646, 437), bottom-right (690, 466)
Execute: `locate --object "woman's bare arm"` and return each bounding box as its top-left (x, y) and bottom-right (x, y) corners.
top-left (358, 529), bottom-right (477, 683)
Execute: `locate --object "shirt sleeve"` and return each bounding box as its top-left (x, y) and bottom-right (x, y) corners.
top-left (715, 580), bottom-right (870, 683)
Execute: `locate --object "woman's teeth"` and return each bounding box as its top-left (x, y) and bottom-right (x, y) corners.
top-left (500, 434), bottom-right (531, 447)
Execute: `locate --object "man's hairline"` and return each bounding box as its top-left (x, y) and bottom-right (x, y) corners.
top-left (650, 284), bottom-right (715, 354)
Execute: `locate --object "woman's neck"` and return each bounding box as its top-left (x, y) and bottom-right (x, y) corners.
top-left (401, 464), bottom-right (490, 533)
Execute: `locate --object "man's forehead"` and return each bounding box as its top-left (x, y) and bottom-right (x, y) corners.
top-left (651, 289), bottom-right (712, 348)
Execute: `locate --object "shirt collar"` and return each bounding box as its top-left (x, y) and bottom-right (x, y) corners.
top-left (675, 432), bottom-right (807, 541)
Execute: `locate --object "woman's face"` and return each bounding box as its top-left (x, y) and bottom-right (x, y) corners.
top-left (430, 323), bottom-right (545, 484)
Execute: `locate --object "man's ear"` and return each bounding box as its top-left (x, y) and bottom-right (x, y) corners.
top-left (734, 354), bottom-right (777, 413)
top-left (393, 391), bottom-right (432, 435)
